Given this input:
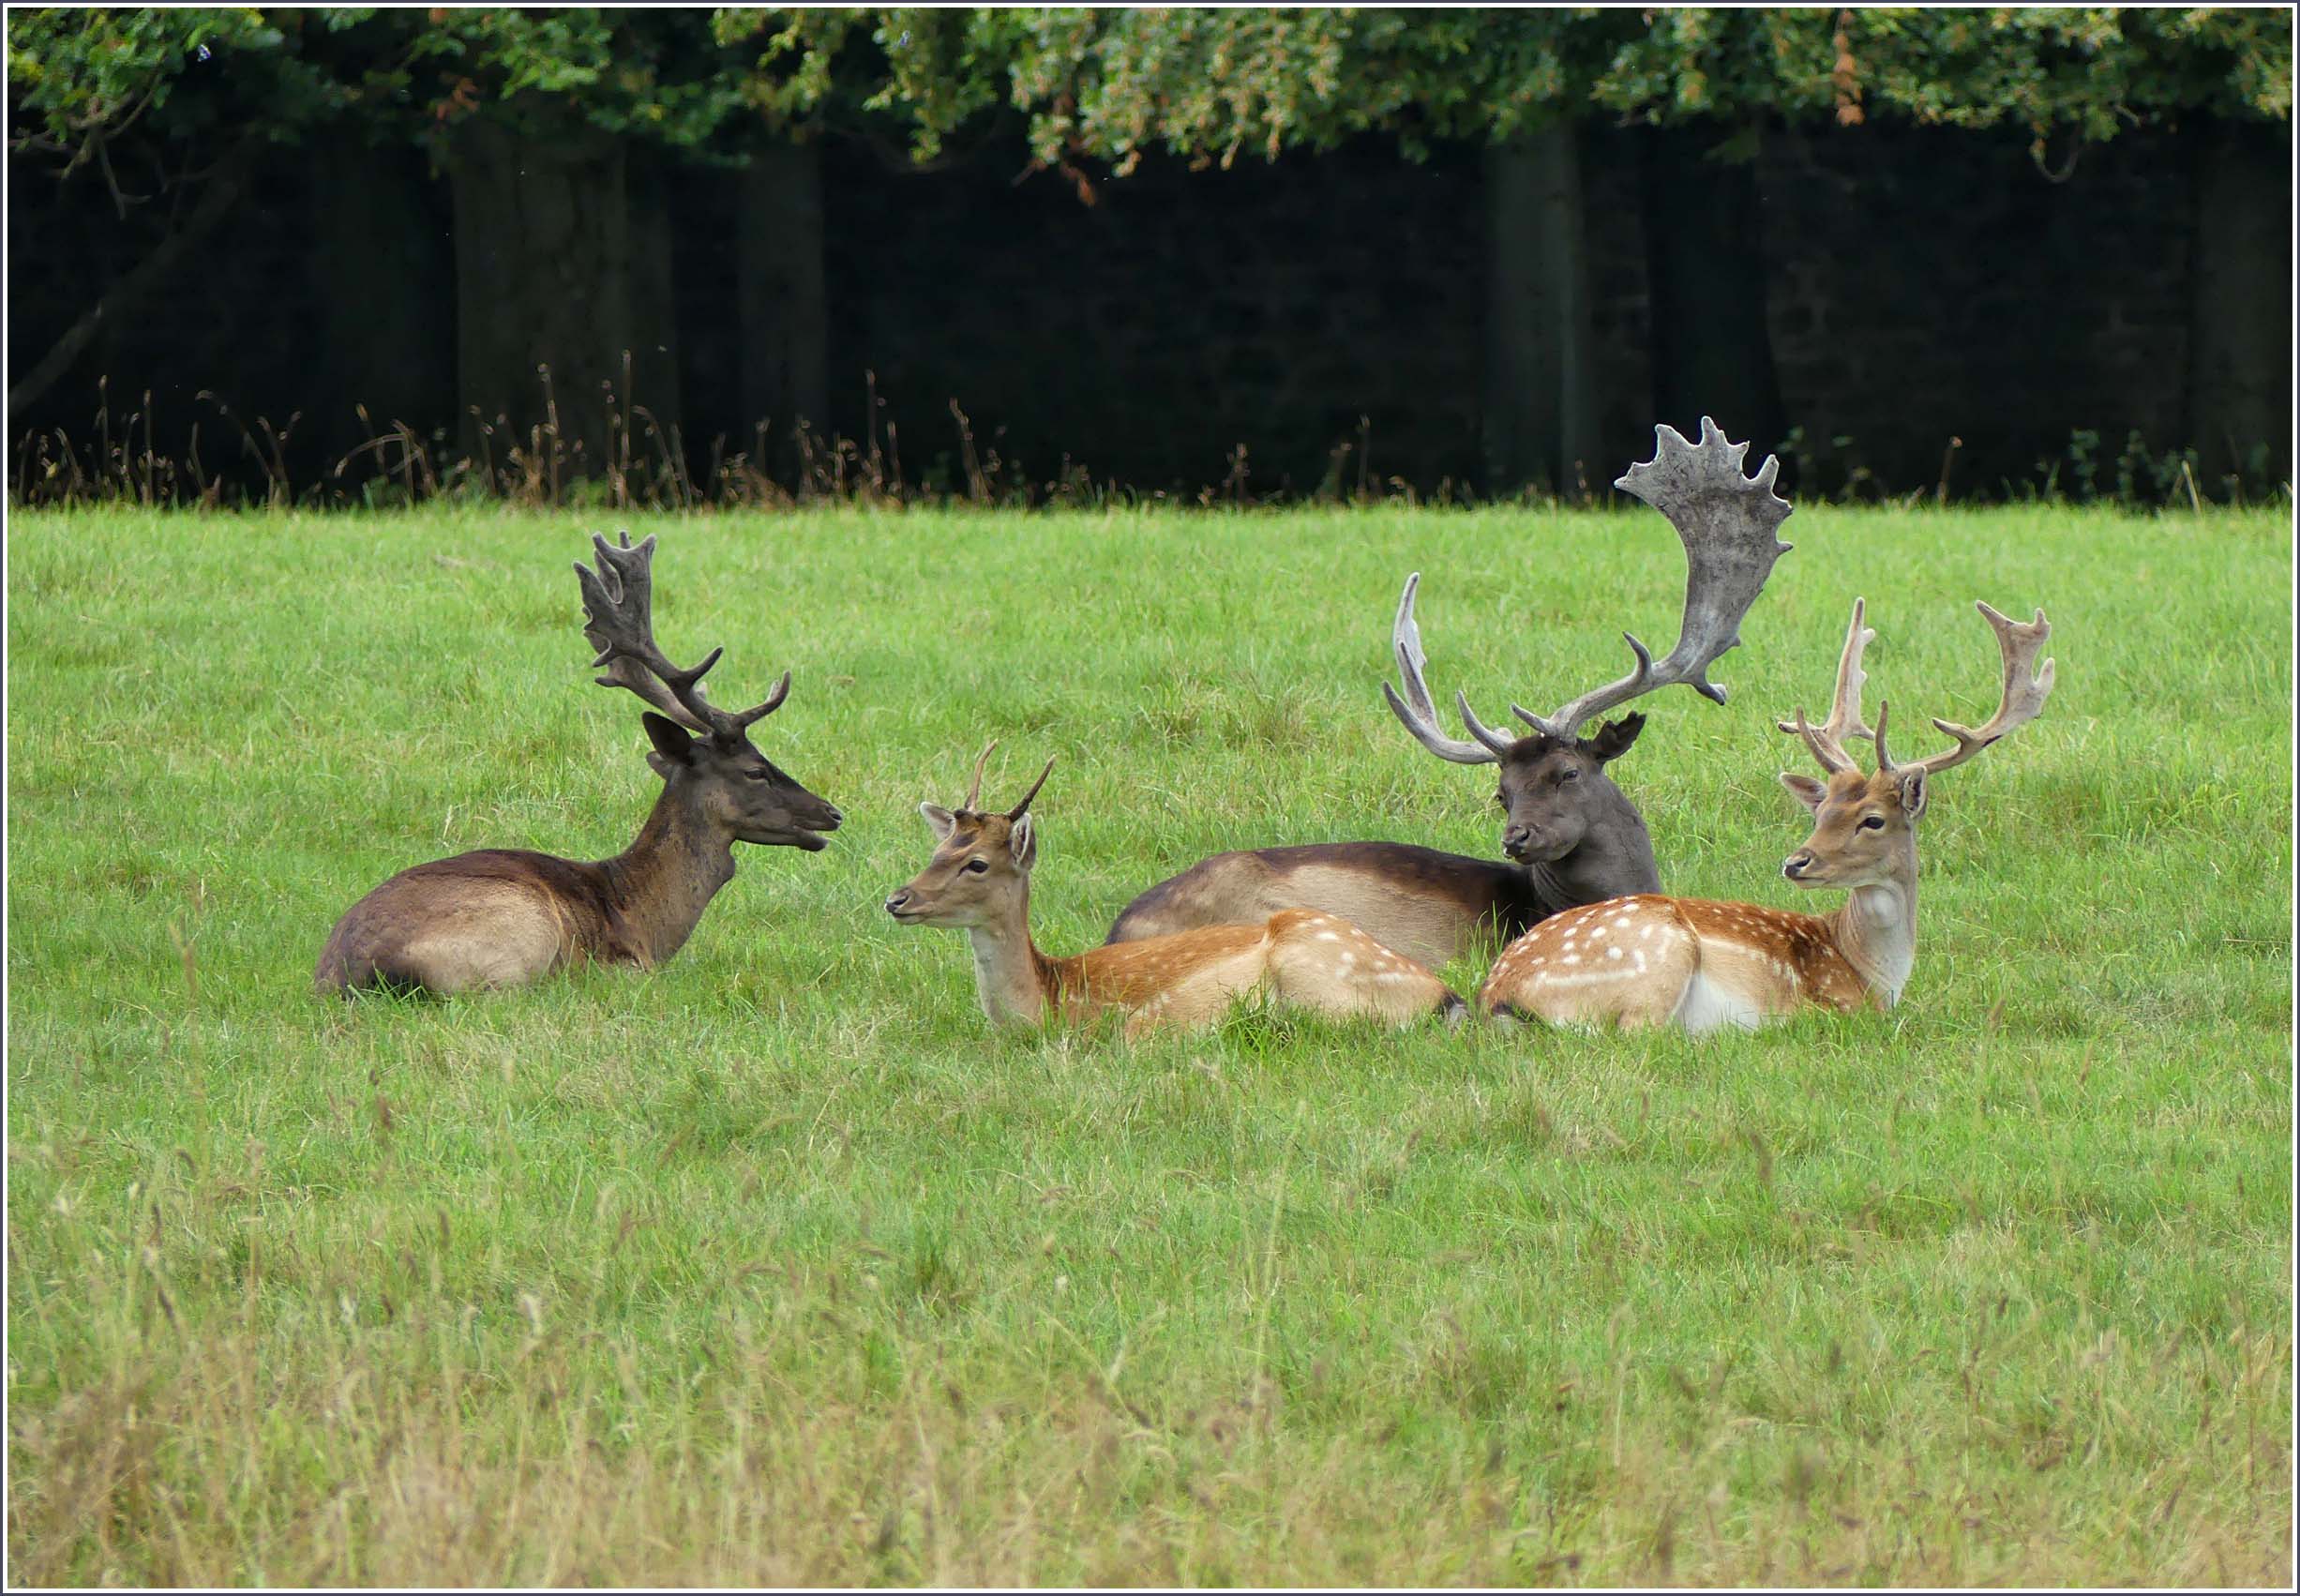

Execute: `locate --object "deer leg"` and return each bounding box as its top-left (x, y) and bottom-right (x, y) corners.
top-left (1262, 910), bottom-right (1463, 1027)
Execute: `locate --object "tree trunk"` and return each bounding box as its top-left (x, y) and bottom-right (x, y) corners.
top-left (2187, 118), bottom-right (2292, 492)
top-left (446, 118), bottom-right (675, 484)
top-left (735, 142), bottom-right (829, 481)
top-left (625, 147), bottom-right (682, 443)
top-left (1640, 125), bottom-right (1788, 472)
top-left (308, 131), bottom-right (456, 471)
top-left (1482, 126), bottom-right (1601, 498)
top-left (8, 138), bottom-right (260, 416)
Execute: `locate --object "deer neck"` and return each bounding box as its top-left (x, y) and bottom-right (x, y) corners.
top-left (964, 885), bottom-right (1058, 1028)
top-left (1526, 802), bottom-right (1661, 911)
top-left (600, 783), bottom-right (737, 967)
top-left (1828, 862), bottom-right (1917, 1007)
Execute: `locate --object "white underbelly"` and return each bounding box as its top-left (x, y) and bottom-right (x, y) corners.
top-left (1671, 970), bottom-right (1767, 1034)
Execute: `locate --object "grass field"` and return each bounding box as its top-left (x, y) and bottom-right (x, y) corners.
top-left (7, 500), bottom-right (2292, 1586)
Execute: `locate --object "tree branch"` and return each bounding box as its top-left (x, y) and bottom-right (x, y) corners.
top-left (8, 138), bottom-right (263, 417)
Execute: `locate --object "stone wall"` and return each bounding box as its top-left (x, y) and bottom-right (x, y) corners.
top-left (808, 137), bottom-right (1493, 497)
top-left (1755, 122), bottom-right (2205, 496)
top-left (6, 118), bottom-right (2286, 502)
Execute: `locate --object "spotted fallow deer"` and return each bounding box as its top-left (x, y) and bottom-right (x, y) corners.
top-left (1478, 595), bottom-right (2056, 1032)
top-left (315, 533), bottom-right (841, 997)
top-left (885, 745), bottom-right (1467, 1039)
top-left (1106, 416), bottom-right (1794, 969)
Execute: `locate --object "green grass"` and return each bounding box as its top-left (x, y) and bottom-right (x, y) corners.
top-left (7, 501), bottom-right (2292, 1586)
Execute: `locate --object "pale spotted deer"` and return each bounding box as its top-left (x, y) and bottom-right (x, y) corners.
top-left (1478, 596), bottom-right (2055, 1032)
top-left (315, 533), bottom-right (841, 996)
top-left (1107, 416), bottom-right (1794, 969)
top-left (885, 745), bottom-right (1467, 1039)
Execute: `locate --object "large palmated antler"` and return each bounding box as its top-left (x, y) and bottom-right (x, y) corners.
top-left (1382, 417), bottom-right (1794, 764)
top-left (1781, 597), bottom-right (2054, 778)
top-left (1514, 415), bottom-right (1796, 740)
top-left (575, 532), bottom-right (789, 741)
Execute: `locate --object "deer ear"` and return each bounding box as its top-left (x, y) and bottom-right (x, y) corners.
top-left (1581, 713), bottom-right (1646, 764)
top-left (1897, 769), bottom-right (1930, 821)
top-left (919, 803), bottom-right (957, 841)
top-left (1009, 813), bottom-right (1038, 869)
top-left (642, 712), bottom-right (695, 767)
top-left (1779, 771), bottom-right (1827, 812)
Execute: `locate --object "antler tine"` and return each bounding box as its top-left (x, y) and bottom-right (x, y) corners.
top-left (575, 531), bottom-right (739, 738)
top-left (963, 739), bottom-right (1000, 812)
top-left (1380, 572), bottom-right (1506, 764)
top-left (1777, 597), bottom-right (1876, 775)
top-left (1006, 756), bottom-right (1056, 820)
top-left (1535, 415), bottom-right (1795, 737)
top-left (1453, 690), bottom-right (1518, 755)
top-left (1887, 601), bottom-right (2055, 777)
top-left (731, 670), bottom-right (792, 730)
top-left (1790, 707), bottom-right (1854, 775)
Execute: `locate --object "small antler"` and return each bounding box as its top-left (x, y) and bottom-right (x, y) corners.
top-left (1381, 572), bottom-right (1510, 766)
top-left (1880, 601), bottom-right (2055, 776)
top-left (575, 532), bottom-right (789, 740)
top-left (963, 739), bottom-right (999, 811)
top-left (1007, 757), bottom-right (1055, 819)
top-left (1779, 597), bottom-right (1877, 775)
top-left (1515, 416), bottom-right (1795, 740)
top-left (955, 740), bottom-right (1055, 818)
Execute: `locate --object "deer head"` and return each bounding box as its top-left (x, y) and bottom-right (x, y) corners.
top-left (884, 741), bottom-right (1055, 927)
top-left (1384, 416), bottom-right (1794, 866)
top-left (1779, 596), bottom-right (2056, 889)
top-left (575, 532), bottom-right (842, 850)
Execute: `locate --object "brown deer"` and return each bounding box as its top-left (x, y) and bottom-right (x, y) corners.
top-left (1478, 596), bottom-right (2055, 1032)
top-left (884, 745), bottom-right (1468, 1039)
top-left (315, 533), bottom-right (841, 997)
top-left (1107, 416), bottom-right (1794, 968)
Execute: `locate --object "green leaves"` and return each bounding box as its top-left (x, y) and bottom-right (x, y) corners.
top-left (8, 7), bottom-right (2291, 183)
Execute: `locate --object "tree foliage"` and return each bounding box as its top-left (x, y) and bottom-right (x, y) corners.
top-left (9, 5), bottom-right (2292, 189)
top-left (712, 6), bottom-right (2290, 172)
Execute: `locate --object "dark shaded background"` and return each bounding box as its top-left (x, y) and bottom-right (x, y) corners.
top-left (8, 114), bottom-right (2290, 502)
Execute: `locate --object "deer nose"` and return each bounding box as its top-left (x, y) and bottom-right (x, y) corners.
top-left (883, 890), bottom-right (910, 914)
top-left (1503, 823), bottom-right (1537, 858)
top-left (1782, 852), bottom-right (1812, 880)
top-left (821, 804), bottom-right (844, 828)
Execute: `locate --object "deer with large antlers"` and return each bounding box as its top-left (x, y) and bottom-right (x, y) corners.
top-left (885, 745), bottom-right (1467, 1038)
top-left (1106, 417), bottom-right (1794, 969)
top-left (315, 533), bottom-right (841, 997)
top-left (1478, 596), bottom-right (2056, 1031)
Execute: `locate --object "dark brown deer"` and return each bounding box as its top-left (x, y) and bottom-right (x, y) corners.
top-left (1106, 417), bottom-right (1794, 968)
top-left (315, 533), bottom-right (841, 997)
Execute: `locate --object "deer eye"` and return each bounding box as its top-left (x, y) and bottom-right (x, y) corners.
top-left (1494, 791), bottom-right (1508, 811)
top-left (964, 858), bottom-right (990, 874)
top-left (1557, 767), bottom-right (1580, 783)
top-left (744, 768), bottom-right (771, 782)
top-left (1858, 815), bottom-right (1886, 831)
